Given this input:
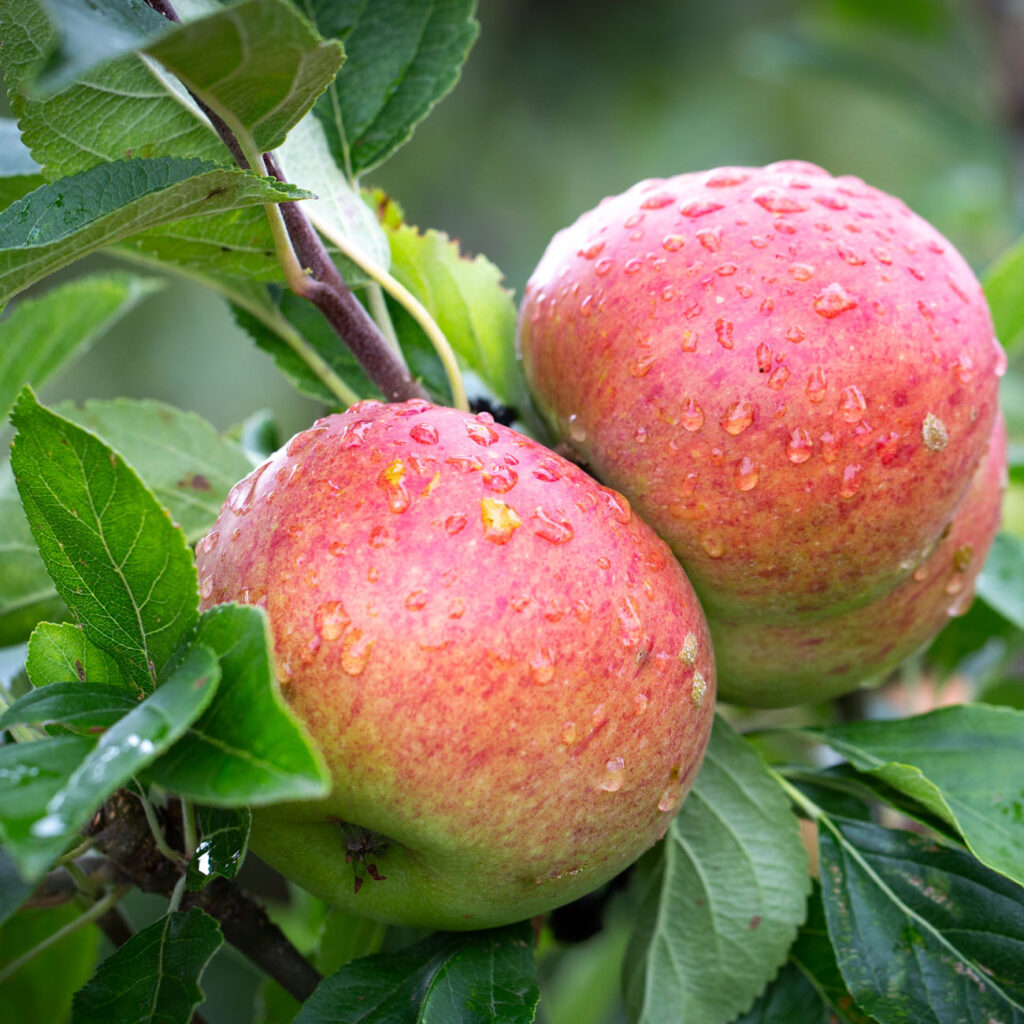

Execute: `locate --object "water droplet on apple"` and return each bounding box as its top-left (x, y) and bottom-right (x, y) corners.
top-left (482, 463), bottom-right (518, 494)
top-left (680, 329), bottom-right (698, 353)
top-left (466, 420), bottom-right (499, 447)
top-left (768, 365), bottom-right (791, 390)
top-left (568, 415), bottom-right (587, 443)
top-left (200, 530), bottom-right (219, 554)
top-left (530, 649), bottom-right (556, 685)
top-left (734, 457), bottom-right (759, 490)
top-left (368, 526), bottom-right (389, 548)
top-left (715, 262), bottom-right (738, 276)
top-left (316, 600), bottom-right (350, 641)
top-left (756, 343), bottom-right (773, 373)
top-left (200, 574), bottom-right (214, 599)
top-left (340, 627), bottom-right (374, 675)
top-left (579, 240), bottom-right (605, 259)
top-left (681, 398), bottom-right (705, 431)
top-left (634, 693), bottom-right (649, 716)
top-left (624, 258), bottom-right (643, 274)
top-left (226, 463), bottom-right (268, 515)
top-left (532, 507), bottom-right (575, 544)
top-left (753, 187), bottom-right (808, 213)
top-left (953, 354), bottom-right (975, 384)
top-left (790, 263), bottom-right (815, 281)
top-left (598, 757), bottom-right (626, 792)
top-left (838, 385), bottom-right (867, 423)
top-left (806, 366), bottom-right (828, 402)
top-left (629, 353), bottom-right (656, 377)
top-left (786, 428), bottom-right (814, 464)
top-left (561, 721), bottom-right (578, 745)
top-left (658, 786), bottom-right (680, 813)
top-left (662, 233), bottom-right (686, 251)
top-left (813, 282), bottom-right (857, 319)
top-left (715, 318), bottom-right (734, 350)
top-left (599, 487), bottom-right (631, 524)
top-left (617, 595), bottom-right (644, 647)
top-left (721, 400), bottom-right (755, 435)
top-left (681, 199), bottom-right (723, 217)
top-left (480, 498), bottom-right (522, 544)
top-left (594, 257), bottom-right (613, 276)
top-left (405, 590), bottom-right (428, 611)
top-left (701, 535), bottom-right (725, 558)
top-left (409, 423), bottom-right (438, 445)
top-left (839, 463), bottom-right (863, 498)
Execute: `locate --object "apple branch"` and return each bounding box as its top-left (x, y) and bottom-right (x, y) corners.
top-left (142, 0), bottom-right (427, 405)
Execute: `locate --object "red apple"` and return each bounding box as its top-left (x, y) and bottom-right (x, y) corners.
top-left (518, 161), bottom-right (1005, 705)
top-left (195, 400), bottom-right (714, 929)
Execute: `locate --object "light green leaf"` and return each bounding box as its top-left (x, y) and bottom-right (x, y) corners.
top-left (26, 621), bottom-right (126, 692)
top-left (4, 644), bottom-right (219, 881)
top-left (146, 0), bottom-right (345, 154)
top-left (811, 704), bottom-right (1024, 888)
top-left (276, 111), bottom-right (391, 270)
top-left (623, 715), bottom-right (811, 1024)
top-left (71, 908), bottom-right (223, 1024)
top-left (306, 0), bottom-right (479, 177)
top-left (59, 398), bottom-right (254, 545)
top-left (9, 390), bottom-right (199, 690)
top-left (0, 157), bottom-right (309, 308)
top-left (984, 235), bottom-right (1024, 357)
top-left (33, 0), bottom-right (172, 94)
top-left (145, 604), bottom-right (330, 806)
top-left (977, 532), bottom-right (1024, 630)
top-left (0, 272), bottom-right (163, 421)
top-left (386, 221), bottom-right (527, 409)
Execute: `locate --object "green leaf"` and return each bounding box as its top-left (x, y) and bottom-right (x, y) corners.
top-left (386, 221), bottom-right (528, 410)
top-left (71, 907), bottom-right (223, 1024)
top-left (10, 390), bottom-right (199, 690)
top-left (146, 0), bottom-right (345, 155)
top-left (5, 644), bottom-right (219, 881)
top-left (977, 532), bottom-right (1024, 630)
top-left (0, 469), bottom-right (66, 646)
top-left (145, 604), bottom-right (330, 806)
top-left (789, 885), bottom-right (877, 1024)
top-left (1, 902), bottom-right (101, 1023)
top-left (819, 817), bottom-right (1024, 1024)
top-left (32, 0), bottom-right (172, 94)
top-left (733, 962), bottom-right (833, 1024)
top-left (307, 0), bottom-right (479, 177)
top-left (810, 704), bottom-right (1024, 887)
top-left (0, 681), bottom-right (138, 732)
top-left (231, 289), bottom-right (378, 406)
top-left (984, 235), bottom-right (1024, 357)
top-left (0, 848), bottom-right (33, 926)
top-left (276, 111), bottom-right (391, 270)
top-left (0, 272), bottom-right (163, 421)
top-left (0, 119), bottom-right (43, 210)
top-left (0, 157), bottom-right (309, 308)
top-left (292, 921), bottom-right (539, 1024)
top-left (623, 715), bottom-right (811, 1024)
top-left (59, 398), bottom-right (255, 545)
top-left (0, 734), bottom-right (96, 881)
top-left (26, 621), bottom-right (127, 690)
top-left (186, 805), bottom-right (252, 891)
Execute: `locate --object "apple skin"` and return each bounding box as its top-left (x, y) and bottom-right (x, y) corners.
top-left (517, 161), bottom-right (1005, 705)
top-left (195, 399), bottom-right (715, 930)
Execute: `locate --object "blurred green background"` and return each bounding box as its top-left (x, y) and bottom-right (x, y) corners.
top-left (17, 0), bottom-right (1024, 446)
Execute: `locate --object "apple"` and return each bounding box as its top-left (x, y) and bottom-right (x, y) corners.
top-left (195, 399), bottom-right (715, 929)
top-left (517, 161), bottom-right (1005, 706)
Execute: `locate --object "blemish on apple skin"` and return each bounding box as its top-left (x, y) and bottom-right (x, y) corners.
top-left (691, 671), bottom-right (708, 708)
top-left (679, 632), bottom-right (699, 666)
top-left (922, 413), bottom-right (949, 452)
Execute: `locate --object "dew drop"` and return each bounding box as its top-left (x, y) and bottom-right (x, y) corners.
top-left (579, 240), bottom-right (605, 259)
top-left (642, 193), bottom-right (674, 209)
top-left (736, 283), bottom-right (754, 298)
top-left (715, 318), bottom-right (735, 349)
top-left (482, 464), bottom-right (518, 494)
top-left (624, 258), bottom-right (643, 274)
top-left (448, 597), bottom-right (465, 619)
top-left (872, 246), bottom-right (893, 265)
top-left (721, 400), bottom-right (755, 435)
top-left (786, 325), bottom-right (805, 343)
top-left (786, 427), bottom-right (814, 463)
top-left (767, 365), bottom-right (791, 390)
top-left (756, 343), bottom-right (773, 373)
top-left (599, 757), bottom-right (626, 792)
top-left (953, 354), bottom-right (975, 384)
top-left (340, 627), bottom-right (374, 675)
top-left (753, 187), bottom-right (808, 213)
top-left (532, 507), bottom-right (575, 544)
top-left (315, 600), bottom-right (350, 641)
top-left (286, 427), bottom-right (327, 457)
top-left (200, 574), bottom-right (214, 600)
top-left (405, 590), bottom-right (428, 611)
top-left (410, 423), bottom-right (439, 445)
top-left (789, 262), bottom-right (815, 281)
top-left (734, 457), bottom-right (759, 490)
top-left (329, 540), bottom-right (346, 557)
top-left (715, 262), bottom-right (738, 276)
top-left (836, 241), bottom-right (864, 265)
top-left (839, 463), bottom-right (863, 498)
top-left (681, 199), bottom-right (723, 217)
top-left (466, 420), bottom-right (499, 447)
top-left (680, 329), bottom-right (698, 352)
top-left (594, 257), bottom-right (614, 276)
top-left (378, 459), bottom-right (411, 513)
top-left (629, 353), bottom-right (657, 377)
top-left (705, 168), bottom-right (750, 187)
top-left (876, 431), bottom-right (901, 465)
top-left (618, 595), bottom-right (644, 647)
top-left (200, 530), bottom-right (219, 555)
top-left (681, 398), bottom-right (705, 432)
top-left (820, 431), bottom-right (840, 463)
top-left (368, 526), bottom-right (389, 548)
top-left (696, 227), bottom-right (722, 251)
top-left (658, 787), bottom-right (680, 813)
top-left (561, 722), bottom-right (578, 745)
top-left (806, 366), bottom-right (828, 402)
top-left (701, 535), bottom-right (725, 558)
top-left (838, 385), bottom-right (867, 423)
top-left (568, 415), bottom-right (587, 443)
top-left (662, 233), bottom-right (686, 251)
top-left (684, 302), bottom-right (703, 320)
top-left (338, 419), bottom-right (372, 449)
top-left (445, 514), bottom-right (467, 535)
top-left (813, 283), bottom-right (857, 319)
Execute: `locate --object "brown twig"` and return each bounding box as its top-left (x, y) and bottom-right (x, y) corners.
top-left (86, 790), bottom-right (322, 1003)
top-left (142, 0), bottom-right (426, 403)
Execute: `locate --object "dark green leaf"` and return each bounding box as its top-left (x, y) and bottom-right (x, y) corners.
top-left (145, 604), bottom-right (330, 806)
top-left (0, 272), bottom-right (163, 421)
top-left (1, 902), bottom-right (101, 1022)
top-left (5, 645), bottom-right (218, 880)
top-left (10, 390), bottom-right (199, 690)
top-left (811, 704), bottom-right (1024, 887)
top-left (984, 235), bottom-right (1024, 357)
top-left (977, 532), bottom-right (1024, 630)
top-left (733, 961), bottom-right (832, 1024)
top-left (0, 681), bottom-right (138, 732)
top-left (146, 0), bottom-right (345, 154)
top-left (307, 0), bottom-right (479, 177)
top-left (59, 398), bottom-right (255, 545)
top-left (0, 847), bottom-right (33, 926)
top-left (0, 157), bottom-right (309, 308)
top-left (292, 921), bottom-right (539, 1024)
top-left (71, 907), bottom-right (223, 1024)
top-left (623, 716), bottom-right (811, 1024)
top-left (26, 621), bottom-right (127, 690)
top-left (186, 805), bottom-right (252, 891)
top-left (0, 734), bottom-right (96, 880)
top-left (819, 817), bottom-right (1024, 1024)
top-left (33, 0), bottom-right (171, 94)
top-left (231, 290), bottom-right (378, 407)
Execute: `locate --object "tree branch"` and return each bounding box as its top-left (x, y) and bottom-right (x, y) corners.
top-left (142, 0), bottom-right (427, 404)
top-left (86, 790), bottom-right (322, 1003)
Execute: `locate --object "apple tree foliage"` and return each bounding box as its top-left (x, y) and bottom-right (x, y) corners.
top-left (0, 2), bottom-right (1022, 1023)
